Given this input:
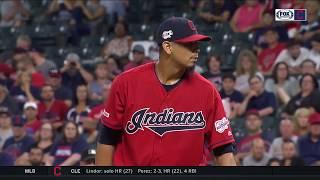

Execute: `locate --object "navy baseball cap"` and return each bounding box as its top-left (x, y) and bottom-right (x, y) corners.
top-left (12, 115), bottom-right (27, 127)
top-left (156, 17), bottom-right (211, 45)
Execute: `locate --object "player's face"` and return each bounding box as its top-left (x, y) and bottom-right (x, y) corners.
top-left (171, 42), bottom-right (200, 68)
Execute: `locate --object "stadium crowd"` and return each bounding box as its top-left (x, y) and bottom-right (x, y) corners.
top-left (0, 0), bottom-right (320, 166)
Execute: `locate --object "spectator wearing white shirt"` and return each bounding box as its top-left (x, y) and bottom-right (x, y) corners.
top-left (269, 119), bottom-right (298, 159)
top-left (243, 138), bottom-right (270, 166)
top-left (275, 39), bottom-right (310, 74)
top-left (308, 34), bottom-right (320, 70)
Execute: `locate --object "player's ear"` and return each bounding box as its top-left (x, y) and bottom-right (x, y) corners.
top-left (162, 41), bottom-right (172, 55)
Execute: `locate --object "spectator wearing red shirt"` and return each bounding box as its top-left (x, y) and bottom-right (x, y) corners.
top-left (23, 101), bottom-right (41, 135)
top-left (15, 56), bottom-right (45, 88)
top-left (37, 85), bottom-right (68, 131)
top-left (124, 44), bottom-right (153, 71)
top-left (258, 28), bottom-right (286, 75)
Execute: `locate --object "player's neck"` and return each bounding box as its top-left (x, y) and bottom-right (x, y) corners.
top-left (155, 60), bottom-right (185, 85)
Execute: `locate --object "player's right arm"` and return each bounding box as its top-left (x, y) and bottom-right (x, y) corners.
top-left (95, 76), bottom-right (125, 166)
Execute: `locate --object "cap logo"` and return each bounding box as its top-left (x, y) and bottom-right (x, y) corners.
top-left (187, 20), bottom-right (197, 32)
top-left (162, 30), bottom-right (173, 40)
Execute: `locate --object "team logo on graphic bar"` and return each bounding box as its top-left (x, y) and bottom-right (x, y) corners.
top-left (125, 108), bottom-right (206, 136)
top-left (275, 9), bottom-right (307, 21)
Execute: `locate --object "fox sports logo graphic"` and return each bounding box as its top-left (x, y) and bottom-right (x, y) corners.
top-left (275, 9), bottom-right (294, 21)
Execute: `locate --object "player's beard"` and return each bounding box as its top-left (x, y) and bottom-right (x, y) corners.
top-left (185, 65), bottom-right (195, 75)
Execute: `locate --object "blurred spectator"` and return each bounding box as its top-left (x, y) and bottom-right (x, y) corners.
top-left (298, 112), bottom-right (320, 166)
top-left (80, 148), bottom-right (96, 166)
top-left (124, 44), bottom-right (152, 71)
top-left (88, 62), bottom-right (111, 105)
top-left (15, 144), bottom-right (44, 166)
top-left (295, 0), bottom-right (320, 45)
top-left (0, 0), bottom-right (31, 27)
top-left (219, 74), bottom-right (244, 119)
top-left (104, 55), bottom-right (122, 80)
top-left (44, 121), bottom-right (89, 166)
top-left (87, 83), bottom-right (112, 144)
top-left (269, 119), bottom-right (298, 159)
top-left (284, 73), bottom-right (320, 115)
top-left (83, 0), bottom-right (106, 36)
top-left (242, 138), bottom-right (270, 166)
top-left (258, 28), bottom-right (286, 75)
top-left (267, 158), bottom-right (281, 166)
top-left (236, 110), bottom-right (274, 161)
top-left (100, 0), bottom-right (128, 25)
top-left (29, 47), bottom-right (57, 78)
top-left (300, 59), bottom-right (318, 76)
top-left (48, 0), bottom-right (90, 45)
top-left (61, 53), bottom-right (93, 95)
top-left (0, 106), bottom-right (13, 150)
top-left (10, 71), bottom-right (40, 109)
top-left (274, 39), bottom-right (310, 74)
top-left (38, 85), bottom-right (68, 131)
top-left (264, 62), bottom-right (300, 106)
top-left (293, 108), bottom-right (313, 137)
top-left (234, 50), bottom-right (258, 95)
top-left (16, 35), bottom-right (32, 51)
top-left (253, 11), bottom-right (288, 49)
top-left (201, 55), bottom-right (223, 90)
top-left (26, 146), bottom-right (44, 166)
top-left (15, 56), bottom-right (45, 88)
top-left (230, 0), bottom-right (264, 33)
top-left (308, 34), bottom-right (320, 69)
top-left (0, 84), bottom-right (19, 115)
top-left (281, 139), bottom-right (304, 166)
top-left (238, 73), bottom-right (277, 117)
top-left (33, 123), bottom-right (54, 154)
top-left (23, 101), bottom-right (41, 134)
top-left (0, 152), bottom-right (14, 166)
top-left (17, 122), bottom-right (54, 165)
top-left (2, 115), bottom-right (35, 162)
top-left (10, 48), bottom-right (29, 71)
top-left (102, 21), bottom-right (133, 60)
top-left (47, 69), bottom-right (73, 107)
top-left (66, 85), bottom-right (91, 126)
top-left (197, 0), bottom-right (237, 23)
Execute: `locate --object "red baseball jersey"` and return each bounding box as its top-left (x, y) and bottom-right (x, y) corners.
top-left (100, 62), bottom-right (235, 166)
